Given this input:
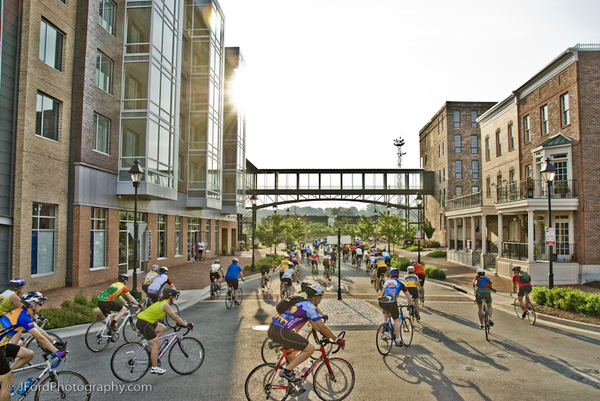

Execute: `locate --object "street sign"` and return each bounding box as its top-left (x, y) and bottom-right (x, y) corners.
top-left (545, 227), bottom-right (556, 246)
top-left (416, 230), bottom-right (422, 240)
top-left (327, 235), bottom-right (351, 245)
top-left (126, 223), bottom-right (147, 239)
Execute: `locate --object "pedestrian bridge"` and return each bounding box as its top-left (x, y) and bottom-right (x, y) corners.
top-left (246, 161), bottom-right (435, 210)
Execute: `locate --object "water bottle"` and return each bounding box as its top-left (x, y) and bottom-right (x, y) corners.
top-left (17, 378), bottom-right (34, 395)
top-left (298, 361), bottom-right (313, 377)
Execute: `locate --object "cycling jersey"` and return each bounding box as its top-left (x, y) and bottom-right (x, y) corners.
top-left (382, 251), bottom-right (390, 260)
top-left (404, 273), bottom-right (420, 288)
top-left (412, 262), bottom-right (425, 276)
top-left (271, 299), bottom-right (321, 333)
top-left (147, 274), bottom-right (172, 295)
top-left (356, 248), bottom-right (363, 256)
top-left (474, 276), bottom-right (492, 295)
top-left (279, 260), bottom-right (291, 272)
top-left (375, 257), bottom-right (387, 268)
top-left (137, 299), bottom-right (169, 324)
top-left (98, 282), bottom-right (130, 302)
top-left (282, 268), bottom-right (295, 280)
top-left (225, 263), bottom-right (242, 280)
top-left (310, 254), bottom-right (318, 261)
top-left (0, 290), bottom-right (17, 316)
top-left (210, 264), bottom-right (222, 273)
top-left (323, 256), bottom-right (331, 266)
top-left (379, 278), bottom-right (407, 303)
top-left (143, 271), bottom-right (158, 287)
top-left (0, 308), bottom-right (35, 347)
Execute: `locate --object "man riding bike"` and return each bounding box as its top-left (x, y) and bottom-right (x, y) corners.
top-left (225, 258), bottom-right (245, 306)
top-left (209, 259), bottom-right (224, 293)
top-left (410, 259), bottom-right (426, 301)
top-left (97, 274), bottom-right (140, 331)
top-left (374, 253), bottom-right (388, 291)
top-left (378, 269), bottom-right (414, 347)
top-left (404, 266), bottom-right (423, 320)
top-left (473, 268), bottom-right (494, 328)
top-left (511, 266), bottom-right (532, 318)
top-left (280, 262), bottom-right (299, 298)
top-left (147, 267), bottom-right (176, 303)
top-left (310, 251), bottom-right (320, 274)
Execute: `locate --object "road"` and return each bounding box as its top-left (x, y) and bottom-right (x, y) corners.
top-left (17, 257), bottom-right (600, 400)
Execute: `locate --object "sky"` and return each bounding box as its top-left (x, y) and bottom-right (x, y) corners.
top-left (217, 0), bottom-right (600, 173)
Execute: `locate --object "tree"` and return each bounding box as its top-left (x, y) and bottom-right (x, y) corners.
top-left (306, 222), bottom-right (334, 240)
top-left (332, 217), bottom-right (357, 239)
top-left (286, 216), bottom-right (307, 245)
top-left (422, 219), bottom-right (436, 241)
top-left (356, 216), bottom-right (376, 242)
top-left (255, 214), bottom-right (287, 253)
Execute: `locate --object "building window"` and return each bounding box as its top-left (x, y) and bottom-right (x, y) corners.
top-left (456, 186), bottom-right (463, 197)
top-left (509, 169), bottom-right (516, 184)
top-left (455, 161), bottom-right (462, 179)
top-left (96, 51), bottom-right (112, 93)
top-left (437, 119), bottom-right (440, 134)
top-left (470, 135), bottom-right (478, 154)
top-left (158, 215), bottom-right (166, 258)
top-left (205, 219), bottom-right (211, 252)
top-left (523, 115), bottom-right (531, 143)
top-left (36, 92), bottom-right (60, 141)
top-left (175, 216), bottom-right (182, 256)
top-left (442, 141), bottom-right (445, 155)
top-left (508, 123), bottom-right (514, 151)
top-left (441, 114), bottom-right (444, 130)
top-left (485, 137), bottom-right (490, 161)
top-left (454, 135), bottom-right (462, 153)
top-left (31, 203), bottom-right (56, 275)
top-left (438, 144), bottom-right (441, 158)
top-left (495, 130), bottom-right (502, 156)
top-left (453, 110), bottom-right (460, 128)
top-left (99, 0), bottom-right (116, 35)
top-left (471, 110), bottom-right (478, 128)
top-left (443, 167), bottom-right (446, 181)
top-left (93, 113), bottom-right (110, 154)
top-left (560, 93), bottom-right (570, 126)
top-left (486, 177), bottom-right (491, 198)
top-left (541, 105), bottom-right (549, 135)
top-left (90, 208), bottom-right (107, 268)
top-left (472, 160), bottom-right (479, 179)
top-left (39, 20), bottom-right (64, 71)
top-left (525, 165), bottom-right (532, 179)
top-left (472, 185), bottom-right (479, 193)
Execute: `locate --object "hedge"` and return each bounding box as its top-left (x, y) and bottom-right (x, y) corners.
top-left (427, 250), bottom-right (447, 258)
top-left (425, 267), bottom-right (446, 280)
top-left (531, 286), bottom-right (600, 317)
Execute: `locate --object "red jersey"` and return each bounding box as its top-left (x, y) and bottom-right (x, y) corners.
top-left (512, 274), bottom-right (529, 288)
top-left (412, 263), bottom-right (425, 276)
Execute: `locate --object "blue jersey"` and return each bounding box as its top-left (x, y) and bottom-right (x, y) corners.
top-left (271, 300), bottom-right (322, 333)
top-left (0, 308), bottom-right (36, 346)
top-left (379, 278), bottom-right (407, 303)
top-left (225, 263), bottom-right (242, 280)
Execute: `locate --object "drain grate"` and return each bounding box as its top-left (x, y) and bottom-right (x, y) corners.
top-left (464, 366), bottom-right (477, 371)
top-left (496, 354), bottom-right (508, 358)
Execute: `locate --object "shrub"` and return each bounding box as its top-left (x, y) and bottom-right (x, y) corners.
top-left (44, 293), bottom-right (98, 329)
top-left (222, 246), bottom-right (228, 255)
top-left (230, 247), bottom-right (236, 255)
top-left (531, 286), bottom-right (600, 317)
top-left (405, 246), bottom-right (419, 252)
top-left (391, 254), bottom-right (402, 262)
top-left (427, 250), bottom-right (447, 258)
top-left (424, 240), bottom-right (441, 248)
top-left (425, 267), bottom-right (446, 280)
top-left (243, 264), bottom-right (252, 271)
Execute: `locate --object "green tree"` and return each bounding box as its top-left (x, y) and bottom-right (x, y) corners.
top-left (286, 216), bottom-right (307, 245)
top-left (332, 217), bottom-right (357, 239)
top-left (306, 222), bottom-right (334, 240)
top-left (422, 219), bottom-right (436, 241)
top-left (356, 215), bottom-right (376, 241)
top-left (255, 214), bottom-right (287, 253)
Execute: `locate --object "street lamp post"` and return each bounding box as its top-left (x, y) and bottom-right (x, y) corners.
top-left (129, 159), bottom-right (144, 299)
top-left (272, 205), bottom-right (277, 254)
top-left (416, 193), bottom-right (423, 265)
top-left (373, 210), bottom-right (378, 252)
top-left (250, 194), bottom-right (258, 271)
top-left (386, 204), bottom-right (391, 252)
top-left (540, 157), bottom-right (557, 289)
top-left (286, 208), bottom-right (290, 249)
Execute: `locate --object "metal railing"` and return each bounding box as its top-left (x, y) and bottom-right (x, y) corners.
top-left (446, 192), bottom-right (482, 211)
top-left (496, 179), bottom-right (577, 203)
top-left (503, 242), bottom-right (528, 261)
top-left (501, 242), bottom-right (576, 262)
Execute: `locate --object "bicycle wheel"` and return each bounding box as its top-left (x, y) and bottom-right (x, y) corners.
top-left (123, 318), bottom-right (143, 343)
top-left (35, 371), bottom-right (91, 401)
top-left (401, 317), bottom-right (413, 346)
top-left (25, 332), bottom-right (62, 369)
top-left (245, 363), bottom-right (289, 401)
top-left (513, 298), bottom-right (523, 318)
top-left (84, 320), bottom-right (111, 352)
top-left (420, 292), bottom-right (425, 307)
top-left (110, 342), bottom-right (150, 382)
top-left (237, 287), bottom-right (244, 305)
top-left (265, 277), bottom-right (272, 292)
top-left (312, 266), bottom-right (318, 280)
top-left (225, 289), bottom-right (234, 309)
top-left (484, 308), bottom-right (490, 341)
top-left (165, 303), bottom-right (180, 328)
top-left (313, 358), bottom-right (355, 401)
top-left (210, 282), bottom-right (217, 300)
top-left (168, 337), bottom-right (205, 375)
top-left (261, 337), bottom-right (282, 364)
top-left (375, 323), bottom-right (393, 355)
top-left (527, 301), bottom-right (536, 325)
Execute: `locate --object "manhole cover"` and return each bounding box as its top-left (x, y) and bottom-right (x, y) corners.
top-left (464, 366), bottom-right (477, 371)
top-left (496, 354), bottom-right (508, 358)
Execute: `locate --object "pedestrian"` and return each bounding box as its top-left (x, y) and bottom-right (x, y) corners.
top-left (197, 240), bottom-right (205, 261)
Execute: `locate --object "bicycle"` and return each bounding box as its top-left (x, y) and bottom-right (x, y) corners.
top-left (225, 281), bottom-right (244, 309)
top-left (8, 345), bottom-right (91, 400)
top-left (85, 302), bottom-right (141, 352)
top-left (10, 315), bottom-right (63, 369)
top-left (210, 277), bottom-right (222, 299)
top-left (375, 304), bottom-right (414, 355)
top-left (110, 324), bottom-right (204, 382)
top-left (280, 281), bottom-right (294, 299)
top-left (246, 332), bottom-right (353, 401)
top-left (260, 274), bottom-right (272, 294)
top-left (512, 293), bottom-right (536, 325)
top-left (311, 262), bottom-right (319, 280)
top-left (323, 267), bottom-right (332, 285)
top-left (482, 302), bottom-right (491, 341)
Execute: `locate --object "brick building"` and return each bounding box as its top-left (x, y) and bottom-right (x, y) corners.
top-left (3, 0), bottom-right (247, 290)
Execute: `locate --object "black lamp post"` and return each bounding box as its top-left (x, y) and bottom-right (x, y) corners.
top-left (286, 208), bottom-right (290, 248)
top-left (272, 205), bottom-right (277, 254)
top-left (250, 194), bottom-right (257, 271)
top-left (373, 210), bottom-right (378, 252)
top-left (386, 204), bottom-right (391, 252)
top-left (541, 157), bottom-right (557, 289)
top-left (129, 159), bottom-right (144, 299)
top-left (416, 193), bottom-right (423, 264)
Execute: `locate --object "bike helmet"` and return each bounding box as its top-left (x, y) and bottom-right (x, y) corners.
top-left (151, 264), bottom-right (159, 272)
top-left (21, 291), bottom-right (48, 308)
top-left (284, 255), bottom-right (290, 259)
top-left (232, 258), bottom-right (239, 263)
top-left (390, 269), bottom-right (400, 277)
top-left (512, 266), bottom-right (521, 272)
top-left (410, 259), bottom-right (417, 264)
top-left (9, 278), bottom-right (26, 289)
top-left (162, 287), bottom-right (180, 299)
top-left (306, 284), bottom-right (324, 298)
top-left (407, 266), bottom-right (415, 273)
top-left (118, 273), bottom-right (128, 282)
top-left (214, 259), bottom-right (220, 264)
top-left (159, 266), bottom-right (169, 274)
top-left (477, 268), bottom-right (486, 276)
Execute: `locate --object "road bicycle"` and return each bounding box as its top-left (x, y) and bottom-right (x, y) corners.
top-left (376, 304), bottom-right (414, 355)
top-left (225, 281), bottom-right (244, 309)
top-left (110, 324), bottom-right (204, 382)
top-left (512, 293), bottom-right (536, 325)
top-left (482, 302), bottom-right (491, 341)
top-left (140, 295), bottom-right (181, 328)
top-left (210, 277), bottom-right (222, 299)
top-left (280, 281), bottom-right (294, 299)
top-left (260, 273), bottom-right (272, 294)
top-left (9, 315), bottom-right (62, 369)
top-left (8, 346), bottom-right (91, 400)
top-left (246, 332), bottom-right (353, 401)
top-left (85, 302), bottom-right (141, 352)
top-left (311, 262), bottom-right (319, 280)
top-left (323, 267), bottom-right (332, 285)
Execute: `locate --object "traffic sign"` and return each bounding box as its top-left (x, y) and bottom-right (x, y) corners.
top-left (545, 227), bottom-right (556, 246)
top-left (327, 235), bottom-right (352, 245)
top-left (416, 230), bottom-right (422, 240)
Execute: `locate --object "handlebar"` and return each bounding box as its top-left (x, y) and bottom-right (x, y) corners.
top-left (174, 323), bottom-right (193, 336)
top-left (318, 331), bottom-right (346, 354)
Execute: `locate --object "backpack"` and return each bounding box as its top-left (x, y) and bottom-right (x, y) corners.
top-left (276, 295), bottom-right (306, 314)
top-left (519, 271), bottom-right (531, 284)
top-left (476, 275), bottom-right (492, 289)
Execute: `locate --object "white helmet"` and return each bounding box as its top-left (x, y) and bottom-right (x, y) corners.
top-left (151, 264), bottom-right (160, 272)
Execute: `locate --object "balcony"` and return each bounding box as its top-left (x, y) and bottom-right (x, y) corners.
top-left (502, 242), bottom-right (577, 262)
top-left (446, 192), bottom-right (482, 212)
top-left (496, 179), bottom-right (577, 203)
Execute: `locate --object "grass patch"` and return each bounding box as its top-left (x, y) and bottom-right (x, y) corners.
top-left (43, 291), bottom-right (98, 329)
top-left (427, 250), bottom-right (447, 258)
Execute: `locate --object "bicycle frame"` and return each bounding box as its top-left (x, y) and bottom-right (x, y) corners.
top-left (98, 307), bottom-right (137, 339)
top-left (126, 331), bottom-right (182, 368)
top-left (11, 355), bottom-right (64, 400)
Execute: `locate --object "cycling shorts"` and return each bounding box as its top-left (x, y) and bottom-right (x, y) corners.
top-left (475, 292), bottom-right (492, 305)
top-left (323, 262), bottom-right (330, 268)
top-left (407, 287), bottom-right (420, 303)
top-left (378, 300), bottom-right (400, 320)
top-left (210, 272), bottom-right (221, 281)
top-left (281, 278), bottom-right (293, 286)
top-left (311, 260), bottom-right (318, 266)
top-left (377, 266), bottom-right (387, 278)
top-left (417, 274), bottom-right (426, 287)
top-left (98, 300), bottom-right (124, 314)
top-left (136, 319), bottom-right (159, 341)
top-left (518, 284), bottom-right (532, 297)
top-left (260, 266), bottom-right (270, 275)
top-left (268, 324), bottom-right (309, 351)
top-left (0, 344), bottom-right (21, 375)
top-left (226, 278), bottom-right (239, 290)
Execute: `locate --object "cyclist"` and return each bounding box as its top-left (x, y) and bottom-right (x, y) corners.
top-left (135, 288), bottom-right (192, 375)
top-left (279, 255), bottom-right (292, 280)
top-left (210, 259), bottom-right (224, 293)
top-left (310, 251), bottom-right (320, 274)
top-left (225, 257), bottom-right (244, 306)
top-left (322, 253), bottom-right (332, 279)
top-left (0, 291), bottom-right (66, 398)
top-left (511, 266), bottom-right (532, 318)
top-left (473, 268), bottom-right (494, 328)
top-left (355, 246), bottom-right (363, 268)
top-left (329, 249), bottom-right (337, 272)
top-left (0, 279), bottom-right (26, 317)
top-left (260, 258), bottom-right (273, 289)
top-left (374, 253), bottom-right (388, 291)
top-left (350, 244), bottom-right (357, 265)
top-left (300, 243), bottom-right (307, 262)
top-left (269, 284), bottom-right (344, 382)
top-left (378, 269), bottom-right (415, 347)
top-left (305, 245), bottom-right (311, 263)
top-left (147, 267), bottom-right (176, 303)
top-left (382, 248), bottom-right (391, 267)
top-left (404, 266), bottom-right (422, 320)
top-left (97, 274), bottom-right (140, 331)
top-left (342, 244), bottom-right (349, 262)
top-left (281, 262), bottom-right (299, 298)
top-left (142, 264), bottom-right (159, 298)
top-left (411, 259), bottom-right (426, 301)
